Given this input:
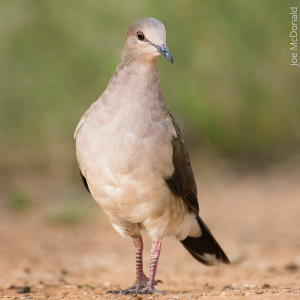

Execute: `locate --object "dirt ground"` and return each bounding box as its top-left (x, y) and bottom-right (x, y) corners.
top-left (0, 165), bottom-right (300, 299)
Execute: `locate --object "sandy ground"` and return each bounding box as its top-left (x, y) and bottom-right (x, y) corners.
top-left (0, 166), bottom-right (300, 299)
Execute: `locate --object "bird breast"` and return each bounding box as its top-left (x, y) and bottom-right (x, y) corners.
top-left (75, 92), bottom-right (178, 224)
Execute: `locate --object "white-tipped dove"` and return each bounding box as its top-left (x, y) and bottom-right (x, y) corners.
top-left (75, 18), bottom-right (229, 295)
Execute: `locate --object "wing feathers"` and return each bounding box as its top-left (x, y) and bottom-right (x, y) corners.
top-left (165, 113), bottom-right (199, 214)
top-left (166, 113), bottom-right (230, 266)
top-left (80, 170), bottom-right (91, 193)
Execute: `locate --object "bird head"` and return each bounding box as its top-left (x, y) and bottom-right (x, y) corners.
top-left (124, 18), bottom-right (173, 64)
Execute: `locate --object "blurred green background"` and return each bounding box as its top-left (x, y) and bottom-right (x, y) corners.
top-left (0, 0), bottom-right (299, 193)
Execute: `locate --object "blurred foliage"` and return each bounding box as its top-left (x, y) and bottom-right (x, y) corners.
top-left (85, 285), bottom-right (95, 290)
top-left (46, 198), bottom-right (96, 224)
top-left (7, 190), bottom-right (31, 211)
top-left (0, 0), bottom-right (299, 175)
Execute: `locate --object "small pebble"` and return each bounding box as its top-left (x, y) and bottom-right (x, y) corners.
top-left (36, 284), bottom-right (45, 289)
top-left (61, 268), bottom-right (68, 275)
top-left (285, 263), bottom-right (298, 271)
top-left (62, 284), bottom-right (77, 289)
top-left (16, 286), bottom-right (31, 294)
top-left (228, 254), bottom-right (244, 264)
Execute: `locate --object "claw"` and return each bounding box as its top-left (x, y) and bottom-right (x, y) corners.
top-left (154, 279), bottom-right (163, 285)
top-left (106, 290), bottom-right (121, 294)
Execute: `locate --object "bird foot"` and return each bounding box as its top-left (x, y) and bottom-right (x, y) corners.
top-left (107, 288), bottom-right (138, 295)
top-left (107, 287), bottom-right (164, 295)
top-left (107, 278), bottom-right (147, 295)
top-left (107, 279), bottom-right (163, 295)
top-left (137, 286), bottom-right (164, 294)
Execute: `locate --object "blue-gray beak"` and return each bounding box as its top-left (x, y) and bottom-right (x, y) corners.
top-left (155, 44), bottom-right (173, 63)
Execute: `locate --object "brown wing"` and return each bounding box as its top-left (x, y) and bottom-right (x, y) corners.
top-left (80, 169), bottom-right (90, 193)
top-left (166, 113), bottom-right (199, 214)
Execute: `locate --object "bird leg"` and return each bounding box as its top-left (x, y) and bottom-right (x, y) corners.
top-left (107, 236), bottom-right (163, 295)
top-left (131, 234), bottom-right (148, 289)
top-left (138, 240), bottom-right (164, 294)
top-left (107, 235), bottom-right (148, 294)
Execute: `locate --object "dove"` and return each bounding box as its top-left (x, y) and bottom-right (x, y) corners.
top-left (75, 18), bottom-right (229, 295)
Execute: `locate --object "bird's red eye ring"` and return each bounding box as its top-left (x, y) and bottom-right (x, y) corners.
top-left (136, 31), bottom-right (145, 41)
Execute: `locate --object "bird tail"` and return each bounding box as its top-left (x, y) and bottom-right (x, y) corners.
top-left (180, 216), bottom-right (230, 266)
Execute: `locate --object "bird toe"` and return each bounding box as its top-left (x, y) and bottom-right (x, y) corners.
top-left (138, 287), bottom-right (164, 294)
top-left (107, 289), bottom-right (137, 295)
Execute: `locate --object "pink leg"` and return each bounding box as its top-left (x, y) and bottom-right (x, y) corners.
top-left (107, 235), bottom-right (147, 294)
top-left (139, 240), bottom-right (163, 294)
top-left (107, 236), bottom-right (163, 295)
top-left (132, 235), bottom-right (148, 288)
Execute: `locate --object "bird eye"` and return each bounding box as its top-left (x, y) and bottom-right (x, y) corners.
top-left (136, 31), bottom-right (145, 41)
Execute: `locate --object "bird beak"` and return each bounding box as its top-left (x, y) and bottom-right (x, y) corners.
top-left (155, 44), bottom-right (173, 63)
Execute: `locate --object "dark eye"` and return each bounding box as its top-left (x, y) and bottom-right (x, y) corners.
top-left (136, 31), bottom-right (145, 41)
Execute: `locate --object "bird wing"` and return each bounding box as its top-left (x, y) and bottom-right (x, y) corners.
top-left (80, 169), bottom-right (90, 193)
top-left (165, 113), bottom-right (199, 214)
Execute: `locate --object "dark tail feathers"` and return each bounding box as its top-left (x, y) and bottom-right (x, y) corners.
top-left (181, 216), bottom-right (230, 266)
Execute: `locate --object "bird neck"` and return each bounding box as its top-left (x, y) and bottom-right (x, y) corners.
top-left (106, 58), bottom-right (162, 103)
